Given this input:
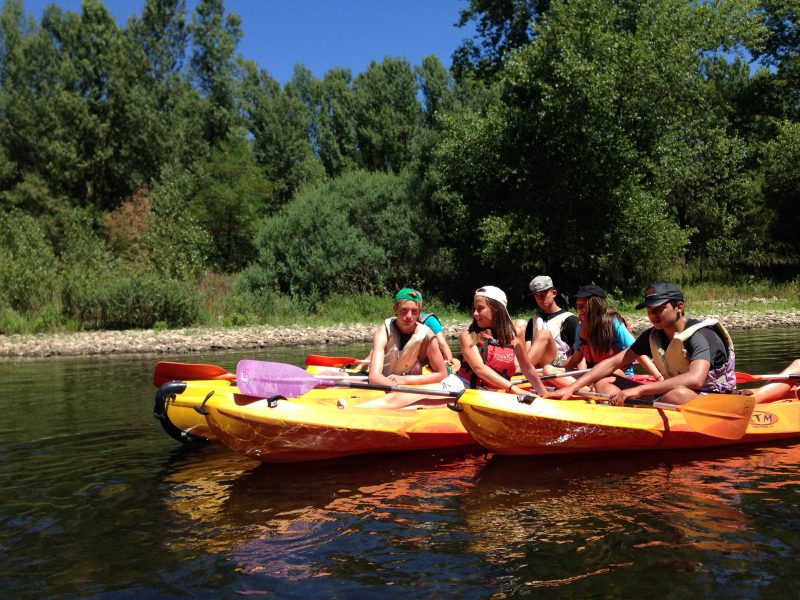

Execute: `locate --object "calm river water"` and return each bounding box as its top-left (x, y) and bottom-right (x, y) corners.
top-left (2, 328), bottom-right (800, 598)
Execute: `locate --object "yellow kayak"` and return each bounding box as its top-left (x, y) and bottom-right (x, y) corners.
top-left (202, 386), bottom-right (475, 463)
top-left (154, 376), bottom-right (476, 461)
top-left (452, 391), bottom-right (800, 456)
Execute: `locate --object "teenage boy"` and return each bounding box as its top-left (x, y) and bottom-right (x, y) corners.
top-left (525, 275), bottom-right (580, 368)
top-left (550, 282), bottom-right (736, 405)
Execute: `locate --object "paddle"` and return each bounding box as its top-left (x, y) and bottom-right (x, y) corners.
top-left (305, 354), bottom-right (369, 368)
top-left (153, 361), bottom-right (236, 387)
top-left (735, 372), bottom-right (800, 384)
top-left (518, 368), bottom-right (592, 384)
top-left (237, 360), bottom-right (461, 399)
top-left (571, 390), bottom-right (755, 440)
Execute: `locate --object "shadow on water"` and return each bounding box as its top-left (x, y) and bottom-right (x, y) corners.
top-left (457, 442), bottom-right (800, 597)
top-left (156, 444), bottom-right (503, 596)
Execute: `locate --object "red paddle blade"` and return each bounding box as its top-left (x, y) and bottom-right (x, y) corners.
top-left (736, 372), bottom-right (800, 383)
top-left (735, 372), bottom-right (758, 383)
top-left (305, 354), bottom-right (363, 367)
top-left (153, 361), bottom-right (235, 387)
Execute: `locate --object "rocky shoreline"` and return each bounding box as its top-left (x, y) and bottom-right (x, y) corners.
top-left (2, 309), bottom-right (800, 359)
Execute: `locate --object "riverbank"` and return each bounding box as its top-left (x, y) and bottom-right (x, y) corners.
top-left (2, 308), bottom-right (800, 359)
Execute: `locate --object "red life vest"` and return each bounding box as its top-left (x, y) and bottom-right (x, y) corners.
top-left (457, 336), bottom-right (516, 389)
top-left (580, 317), bottom-right (632, 367)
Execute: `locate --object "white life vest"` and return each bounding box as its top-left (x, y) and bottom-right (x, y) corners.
top-left (382, 318), bottom-right (434, 376)
top-left (648, 318), bottom-right (736, 391)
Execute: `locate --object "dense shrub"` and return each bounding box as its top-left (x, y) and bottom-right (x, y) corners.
top-left (0, 210), bottom-right (60, 312)
top-left (62, 271), bottom-right (199, 330)
top-left (143, 167), bottom-right (214, 281)
top-left (240, 170), bottom-right (429, 302)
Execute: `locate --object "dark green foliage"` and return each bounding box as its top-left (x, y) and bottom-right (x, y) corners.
top-left (453, 0), bottom-right (548, 81)
top-left (62, 270), bottom-right (198, 329)
top-left (1, 0), bottom-right (800, 333)
top-left (143, 167), bottom-right (213, 281)
top-left (0, 209), bottom-right (60, 312)
top-left (352, 58), bottom-right (423, 173)
top-left (240, 170), bottom-right (428, 303)
top-left (190, 137), bottom-right (273, 272)
top-left (241, 62), bottom-right (325, 205)
top-left (762, 120), bottom-right (800, 255)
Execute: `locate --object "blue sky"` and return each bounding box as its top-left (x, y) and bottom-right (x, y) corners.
top-left (21, 0), bottom-right (477, 85)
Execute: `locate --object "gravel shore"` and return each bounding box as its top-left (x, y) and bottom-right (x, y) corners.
top-left (2, 309), bottom-right (800, 359)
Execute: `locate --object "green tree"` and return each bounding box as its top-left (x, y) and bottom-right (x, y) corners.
top-left (762, 120), bottom-right (800, 256)
top-left (191, 137), bottom-right (272, 271)
top-left (315, 67), bottom-right (360, 176)
top-left (240, 62), bottom-right (325, 205)
top-left (189, 0), bottom-right (242, 146)
top-left (240, 170), bottom-right (430, 302)
top-left (433, 0), bottom-right (763, 295)
top-left (453, 0), bottom-right (548, 81)
top-left (353, 57), bottom-right (422, 173)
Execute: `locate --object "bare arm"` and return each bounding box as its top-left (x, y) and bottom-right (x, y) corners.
top-left (636, 354), bottom-right (663, 380)
top-left (434, 331), bottom-right (455, 364)
top-left (561, 349), bottom-right (584, 372)
top-left (392, 337), bottom-right (448, 385)
top-left (550, 348), bottom-right (638, 399)
top-left (513, 323), bottom-right (547, 396)
top-left (609, 359), bottom-right (710, 405)
top-left (367, 324), bottom-right (392, 386)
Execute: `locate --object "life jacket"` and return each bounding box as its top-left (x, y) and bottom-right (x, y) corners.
top-left (382, 317), bottom-right (434, 376)
top-left (527, 311), bottom-right (574, 363)
top-left (456, 334), bottom-right (516, 390)
top-left (648, 318), bottom-right (736, 392)
top-left (579, 317), bottom-right (631, 367)
top-left (420, 312), bottom-right (438, 328)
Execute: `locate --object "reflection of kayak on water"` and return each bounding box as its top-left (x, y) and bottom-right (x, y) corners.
top-left (161, 447), bottom-right (485, 576)
top-left (458, 444), bottom-right (790, 567)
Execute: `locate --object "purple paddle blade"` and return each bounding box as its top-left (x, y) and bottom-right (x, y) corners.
top-left (236, 360), bottom-right (333, 398)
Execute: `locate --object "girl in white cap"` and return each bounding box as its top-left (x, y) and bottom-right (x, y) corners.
top-left (455, 286), bottom-right (547, 397)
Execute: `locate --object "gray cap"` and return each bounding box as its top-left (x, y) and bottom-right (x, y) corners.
top-left (529, 275), bottom-right (554, 294)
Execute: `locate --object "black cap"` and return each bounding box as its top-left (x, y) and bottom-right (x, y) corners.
top-left (635, 282), bottom-right (684, 310)
top-left (574, 284), bottom-right (606, 299)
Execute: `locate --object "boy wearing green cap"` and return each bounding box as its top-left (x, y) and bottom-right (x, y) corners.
top-left (367, 288), bottom-right (449, 388)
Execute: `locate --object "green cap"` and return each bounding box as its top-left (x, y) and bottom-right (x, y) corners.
top-left (394, 288), bottom-right (423, 303)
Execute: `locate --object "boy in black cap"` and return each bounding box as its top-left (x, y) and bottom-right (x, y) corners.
top-left (550, 282), bottom-right (736, 405)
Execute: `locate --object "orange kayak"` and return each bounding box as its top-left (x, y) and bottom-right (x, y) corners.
top-left (452, 391), bottom-right (800, 456)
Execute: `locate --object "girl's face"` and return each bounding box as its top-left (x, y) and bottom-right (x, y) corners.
top-left (575, 298), bottom-right (588, 321)
top-left (472, 296), bottom-right (494, 329)
top-left (394, 300), bottom-right (421, 334)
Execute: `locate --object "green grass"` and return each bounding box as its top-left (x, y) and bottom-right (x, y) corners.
top-left (1, 275), bottom-right (798, 335)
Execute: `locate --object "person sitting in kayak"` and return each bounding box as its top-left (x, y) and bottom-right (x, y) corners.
top-left (419, 308), bottom-right (460, 373)
top-left (367, 287), bottom-right (449, 387)
top-left (558, 284), bottom-right (662, 393)
top-left (754, 358), bottom-right (800, 403)
top-left (525, 275), bottom-right (581, 370)
top-left (549, 282), bottom-right (736, 406)
top-left (455, 285), bottom-right (547, 397)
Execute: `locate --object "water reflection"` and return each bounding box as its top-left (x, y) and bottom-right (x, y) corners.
top-left (458, 443), bottom-right (800, 596)
top-left (1, 330), bottom-right (800, 596)
top-left (160, 446), bottom-right (489, 583)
